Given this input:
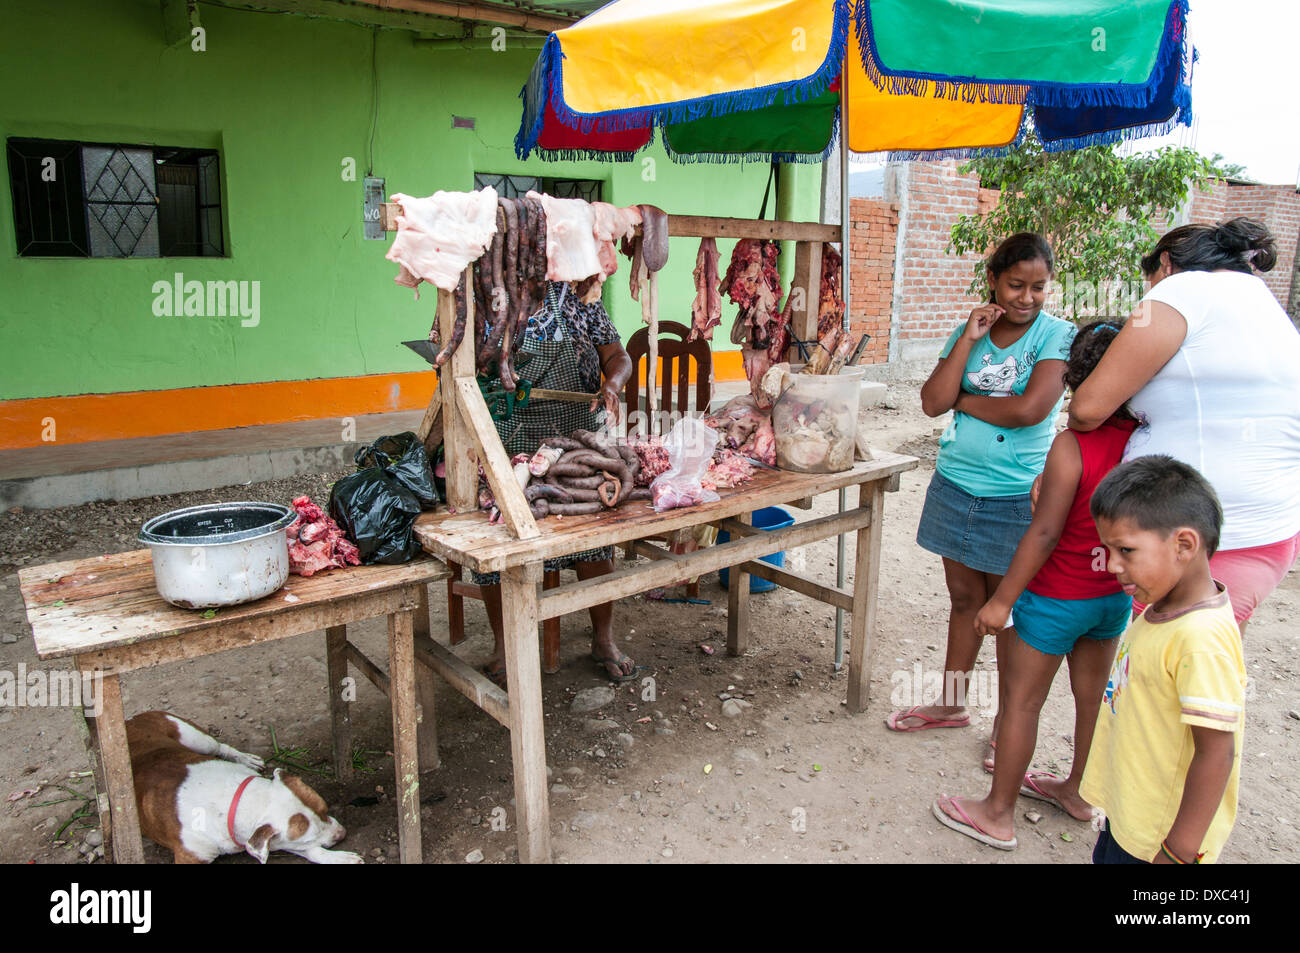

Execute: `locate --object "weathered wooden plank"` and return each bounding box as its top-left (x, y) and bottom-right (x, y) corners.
top-left (413, 452), bottom-right (919, 573)
top-left (325, 626), bottom-right (353, 783)
top-left (418, 384), bottom-right (442, 449)
top-left (541, 506), bottom-right (872, 621)
top-left (89, 675), bottom-right (144, 864)
top-left (413, 636), bottom-right (510, 729)
top-left (455, 377), bottom-right (540, 540)
top-left (412, 585), bottom-right (440, 771)
top-left (727, 512), bottom-right (753, 657)
top-left (847, 481), bottom-right (886, 713)
top-left (387, 609), bottom-right (422, 864)
top-left (789, 240), bottom-right (823, 361)
top-left (346, 641), bottom-right (391, 695)
top-left (22, 555), bottom-right (447, 661)
top-left (667, 215), bottom-right (841, 243)
top-left (501, 562), bottom-right (550, 864)
top-left (440, 276), bottom-right (478, 512)
top-left (735, 560), bottom-right (854, 612)
top-left (70, 587), bottom-right (421, 675)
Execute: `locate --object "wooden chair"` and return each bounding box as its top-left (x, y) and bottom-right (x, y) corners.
top-left (623, 320), bottom-right (714, 596)
top-left (624, 320), bottom-right (713, 436)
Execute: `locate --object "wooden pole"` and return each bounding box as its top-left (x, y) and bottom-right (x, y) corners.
top-left (440, 270), bottom-right (477, 512)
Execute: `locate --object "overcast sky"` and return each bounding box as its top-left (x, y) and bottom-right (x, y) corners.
top-left (851, 1), bottom-right (1300, 186)
top-left (1130, 0), bottom-right (1300, 184)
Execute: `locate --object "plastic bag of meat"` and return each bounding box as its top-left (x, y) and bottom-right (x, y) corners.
top-left (650, 417), bottom-right (721, 512)
top-left (353, 432), bottom-right (439, 509)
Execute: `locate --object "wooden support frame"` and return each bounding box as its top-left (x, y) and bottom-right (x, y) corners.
top-left (455, 377), bottom-right (539, 539)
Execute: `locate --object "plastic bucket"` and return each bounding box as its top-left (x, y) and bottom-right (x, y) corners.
top-left (718, 507), bottom-right (796, 593)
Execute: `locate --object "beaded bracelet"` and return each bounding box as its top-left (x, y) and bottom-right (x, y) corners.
top-left (1161, 839), bottom-right (1204, 864)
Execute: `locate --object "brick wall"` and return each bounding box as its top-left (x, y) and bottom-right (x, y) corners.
top-left (858, 161), bottom-right (1300, 368)
top-left (847, 198), bottom-right (897, 364)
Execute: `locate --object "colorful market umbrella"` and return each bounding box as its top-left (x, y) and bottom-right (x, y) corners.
top-left (515, 0), bottom-right (1192, 162)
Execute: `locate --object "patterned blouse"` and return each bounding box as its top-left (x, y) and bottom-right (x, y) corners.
top-left (525, 282), bottom-right (621, 393)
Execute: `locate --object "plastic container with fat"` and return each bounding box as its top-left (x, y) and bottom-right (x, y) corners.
top-left (772, 367), bottom-right (864, 473)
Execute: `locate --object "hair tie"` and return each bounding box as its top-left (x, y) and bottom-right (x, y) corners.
top-left (1090, 323), bottom-right (1120, 335)
top-left (1244, 248), bottom-right (1260, 263)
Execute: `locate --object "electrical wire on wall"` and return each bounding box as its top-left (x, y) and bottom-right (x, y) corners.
top-left (366, 25), bottom-right (380, 177)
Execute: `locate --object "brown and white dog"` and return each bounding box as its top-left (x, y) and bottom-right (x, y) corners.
top-left (126, 711), bottom-right (362, 864)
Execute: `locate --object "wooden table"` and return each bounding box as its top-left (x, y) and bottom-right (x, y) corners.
top-left (413, 450), bottom-right (918, 864)
top-left (18, 551), bottom-right (449, 865)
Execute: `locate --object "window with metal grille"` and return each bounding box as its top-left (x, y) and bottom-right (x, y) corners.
top-left (7, 138), bottom-right (225, 258)
top-left (473, 173), bottom-right (603, 203)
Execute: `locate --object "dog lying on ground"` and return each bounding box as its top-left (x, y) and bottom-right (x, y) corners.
top-left (126, 711), bottom-right (362, 864)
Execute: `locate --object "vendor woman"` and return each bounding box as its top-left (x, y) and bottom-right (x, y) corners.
top-left (476, 280), bottom-right (636, 687)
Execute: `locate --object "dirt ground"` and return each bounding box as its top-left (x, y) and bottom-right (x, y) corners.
top-left (2, 385), bottom-right (1296, 865)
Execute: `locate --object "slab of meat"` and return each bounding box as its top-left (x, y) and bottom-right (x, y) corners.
top-left (528, 189), bottom-right (602, 283)
top-left (387, 188), bottom-right (498, 296)
top-left (629, 437), bottom-right (670, 486)
top-left (689, 237), bottom-right (722, 341)
top-left (286, 495), bottom-right (361, 576)
top-left (819, 243), bottom-right (845, 339)
top-left (585, 202), bottom-right (642, 302)
top-left (722, 239), bottom-right (785, 399)
top-left (746, 417), bottom-right (776, 467)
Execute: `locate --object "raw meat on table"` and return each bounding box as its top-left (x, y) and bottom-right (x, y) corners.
top-left (286, 495), bottom-right (361, 576)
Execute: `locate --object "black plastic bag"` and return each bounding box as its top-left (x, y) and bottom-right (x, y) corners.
top-left (328, 467), bottom-right (422, 565)
top-left (354, 431), bottom-right (439, 509)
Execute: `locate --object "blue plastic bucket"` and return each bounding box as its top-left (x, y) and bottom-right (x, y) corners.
top-left (718, 507), bottom-right (796, 593)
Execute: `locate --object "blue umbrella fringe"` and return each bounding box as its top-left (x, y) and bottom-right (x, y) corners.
top-left (856, 0), bottom-right (1189, 111)
top-left (518, 0), bottom-right (850, 159)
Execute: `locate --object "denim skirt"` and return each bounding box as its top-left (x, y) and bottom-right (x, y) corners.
top-left (915, 470), bottom-right (1032, 576)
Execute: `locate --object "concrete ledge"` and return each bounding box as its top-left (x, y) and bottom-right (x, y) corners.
top-left (0, 410), bottom-right (425, 510)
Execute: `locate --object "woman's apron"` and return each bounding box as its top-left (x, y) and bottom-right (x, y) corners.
top-left (474, 284), bottom-right (613, 583)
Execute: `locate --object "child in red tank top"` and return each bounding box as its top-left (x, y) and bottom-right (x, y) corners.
top-left (933, 321), bottom-right (1138, 850)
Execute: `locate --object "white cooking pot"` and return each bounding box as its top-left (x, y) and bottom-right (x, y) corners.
top-left (138, 502), bottom-right (296, 609)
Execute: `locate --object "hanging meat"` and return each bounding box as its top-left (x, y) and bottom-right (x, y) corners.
top-left (387, 188), bottom-right (498, 297)
top-left (721, 239), bottom-right (786, 402)
top-left (688, 237), bottom-right (722, 341)
top-left (818, 242), bottom-right (845, 339)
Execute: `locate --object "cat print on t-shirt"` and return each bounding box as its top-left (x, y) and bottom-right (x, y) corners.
top-left (965, 349), bottom-right (1037, 396)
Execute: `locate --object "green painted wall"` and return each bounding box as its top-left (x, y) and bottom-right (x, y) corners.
top-left (0, 0), bottom-right (823, 402)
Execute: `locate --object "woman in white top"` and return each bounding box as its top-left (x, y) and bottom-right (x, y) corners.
top-left (1070, 218), bottom-right (1300, 632)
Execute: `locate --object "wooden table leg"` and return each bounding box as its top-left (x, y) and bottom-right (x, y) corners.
top-left (847, 481), bottom-right (885, 713)
top-left (542, 569), bottom-right (560, 674)
top-left (447, 561), bottom-right (467, 645)
top-left (501, 561), bottom-right (550, 864)
top-left (412, 585), bottom-right (441, 771)
top-left (325, 625), bottom-right (354, 783)
top-left (727, 512), bottom-right (753, 657)
top-left (89, 672), bottom-right (144, 864)
top-left (74, 672), bottom-right (112, 861)
top-left (387, 609), bottom-right (422, 863)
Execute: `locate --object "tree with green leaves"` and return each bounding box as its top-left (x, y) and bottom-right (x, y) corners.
top-left (948, 131), bottom-right (1231, 320)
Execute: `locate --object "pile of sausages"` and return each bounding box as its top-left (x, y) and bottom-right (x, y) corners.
top-left (433, 196), bottom-right (547, 393)
top-left (522, 429), bottom-right (651, 518)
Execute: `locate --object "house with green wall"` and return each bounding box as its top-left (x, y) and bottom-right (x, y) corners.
top-left (0, 0), bottom-right (823, 451)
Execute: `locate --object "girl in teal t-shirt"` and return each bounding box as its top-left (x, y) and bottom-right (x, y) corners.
top-left (888, 234), bottom-right (1075, 766)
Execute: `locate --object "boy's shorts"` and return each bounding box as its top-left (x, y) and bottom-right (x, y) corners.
top-left (1012, 589), bottom-right (1132, 656)
top-left (1093, 822), bottom-right (1149, 865)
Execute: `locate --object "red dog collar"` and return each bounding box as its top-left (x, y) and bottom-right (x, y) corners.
top-left (228, 776), bottom-right (256, 848)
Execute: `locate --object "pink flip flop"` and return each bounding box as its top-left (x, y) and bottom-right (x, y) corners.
top-left (1020, 770), bottom-right (1065, 807)
top-left (932, 795), bottom-right (1017, 850)
top-left (885, 706), bottom-right (971, 732)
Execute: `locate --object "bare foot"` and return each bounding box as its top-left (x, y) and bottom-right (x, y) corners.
top-left (983, 740), bottom-right (996, 774)
top-left (591, 633), bottom-right (635, 680)
top-left (886, 705), bottom-right (970, 731)
top-left (936, 794), bottom-right (1015, 842)
top-left (1023, 772), bottom-right (1094, 821)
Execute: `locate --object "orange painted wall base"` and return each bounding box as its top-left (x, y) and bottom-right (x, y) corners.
top-left (1, 351), bottom-right (747, 450)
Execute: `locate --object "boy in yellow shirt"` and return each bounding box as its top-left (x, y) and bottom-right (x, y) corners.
top-left (1082, 455), bottom-right (1246, 864)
